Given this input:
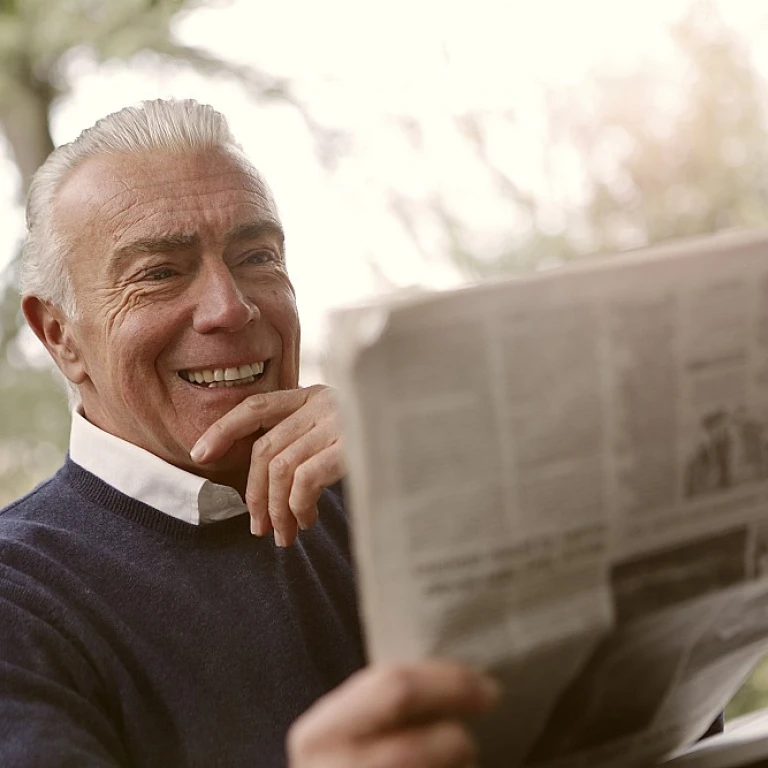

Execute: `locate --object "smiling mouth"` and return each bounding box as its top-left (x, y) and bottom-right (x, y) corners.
top-left (178, 360), bottom-right (268, 388)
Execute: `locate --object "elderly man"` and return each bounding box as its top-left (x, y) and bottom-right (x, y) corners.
top-left (0, 99), bottom-right (498, 767)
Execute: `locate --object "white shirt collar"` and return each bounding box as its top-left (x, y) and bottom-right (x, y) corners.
top-left (69, 410), bottom-right (247, 525)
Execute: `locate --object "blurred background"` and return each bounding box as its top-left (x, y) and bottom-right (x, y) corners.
top-left (2, 0), bottom-right (768, 717)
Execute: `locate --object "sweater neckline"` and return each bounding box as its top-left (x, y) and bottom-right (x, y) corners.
top-left (61, 457), bottom-right (251, 542)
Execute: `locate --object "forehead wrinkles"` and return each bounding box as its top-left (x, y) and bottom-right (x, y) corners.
top-left (59, 155), bottom-right (278, 251)
top-left (108, 183), bottom-right (276, 245)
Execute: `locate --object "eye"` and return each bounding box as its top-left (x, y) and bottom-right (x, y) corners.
top-left (142, 267), bottom-right (176, 281)
top-left (243, 250), bottom-right (278, 266)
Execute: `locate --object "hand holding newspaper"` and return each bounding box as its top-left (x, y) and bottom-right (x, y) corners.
top-left (326, 229), bottom-right (768, 768)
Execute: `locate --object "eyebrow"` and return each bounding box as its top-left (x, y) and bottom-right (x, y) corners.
top-left (108, 220), bottom-right (285, 270)
top-left (225, 221), bottom-right (285, 254)
top-left (110, 233), bottom-right (199, 267)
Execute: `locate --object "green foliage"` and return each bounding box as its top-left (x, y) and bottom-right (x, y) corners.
top-left (728, 656), bottom-right (768, 720)
top-left (0, 361), bottom-right (69, 506)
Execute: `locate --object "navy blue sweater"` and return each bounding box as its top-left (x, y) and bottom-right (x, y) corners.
top-left (0, 459), bottom-right (366, 767)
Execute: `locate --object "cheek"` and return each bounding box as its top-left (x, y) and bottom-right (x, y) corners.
top-left (102, 285), bottom-right (163, 334)
top-left (89, 305), bottom-right (175, 384)
top-left (279, 297), bottom-right (300, 351)
top-left (79, 288), bottom-right (151, 361)
top-left (261, 284), bottom-right (299, 337)
top-left (262, 286), bottom-right (300, 383)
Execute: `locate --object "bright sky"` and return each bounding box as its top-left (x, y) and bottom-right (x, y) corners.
top-left (2, 0), bottom-right (768, 378)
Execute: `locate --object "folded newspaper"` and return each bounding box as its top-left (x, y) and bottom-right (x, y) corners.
top-left (325, 228), bottom-right (768, 768)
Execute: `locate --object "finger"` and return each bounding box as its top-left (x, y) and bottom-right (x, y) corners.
top-left (294, 505), bottom-right (319, 534)
top-left (267, 452), bottom-right (300, 547)
top-left (245, 413), bottom-right (320, 534)
top-left (245, 448), bottom-right (270, 537)
top-left (289, 443), bottom-right (345, 529)
top-left (288, 719), bottom-right (477, 768)
top-left (258, 419), bottom-right (339, 544)
top-left (250, 406), bottom-right (321, 467)
top-left (358, 721), bottom-right (477, 768)
top-left (292, 662), bottom-right (500, 743)
top-left (246, 423), bottom-right (327, 541)
top-left (191, 389), bottom-right (310, 463)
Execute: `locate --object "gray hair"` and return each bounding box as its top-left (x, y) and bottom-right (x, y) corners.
top-left (20, 99), bottom-right (245, 406)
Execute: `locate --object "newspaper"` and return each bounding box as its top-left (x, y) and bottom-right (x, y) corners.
top-left (665, 708), bottom-right (768, 767)
top-left (325, 227), bottom-right (768, 768)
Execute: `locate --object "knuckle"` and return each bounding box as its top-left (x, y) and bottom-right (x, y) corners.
top-left (267, 503), bottom-right (284, 523)
top-left (251, 435), bottom-right (271, 459)
top-left (245, 394), bottom-right (268, 413)
top-left (291, 487), bottom-right (318, 514)
top-left (207, 420), bottom-right (226, 439)
top-left (244, 489), bottom-right (261, 509)
top-left (294, 505), bottom-right (319, 531)
top-left (292, 463), bottom-right (315, 491)
top-left (269, 455), bottom-right (291, 481)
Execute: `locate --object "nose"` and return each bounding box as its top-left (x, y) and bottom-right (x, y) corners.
top-left (192, 263), bottom-right (259, 334)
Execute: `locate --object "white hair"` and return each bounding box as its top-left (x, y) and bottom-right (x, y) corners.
top-left (20, 99), bottom-right (246, 407)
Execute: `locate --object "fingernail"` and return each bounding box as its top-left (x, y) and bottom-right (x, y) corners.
top-left (190, 440), bottom-right (207, 462)
top-left (274, 530), bottom-right (285, 547)
top-left (250, 517), bottom-right (262, 536)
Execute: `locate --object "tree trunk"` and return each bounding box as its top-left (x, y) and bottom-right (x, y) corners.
top-left (0, 75), bottom-right (55, 200)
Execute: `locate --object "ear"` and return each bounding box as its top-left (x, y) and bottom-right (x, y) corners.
top-left (21, 295), bottom-right (87, 385)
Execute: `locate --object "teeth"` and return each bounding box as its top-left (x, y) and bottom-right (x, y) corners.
top-left (202, 376), bottom-right (257, 389)
top-left (181, 361), bottom-right (266, 385)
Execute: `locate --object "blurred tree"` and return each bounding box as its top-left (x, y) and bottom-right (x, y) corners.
top-left (0, 0), bottom-right (298, 501)
top-left (557, 0), bottom-right (768, 254)
top-left (436, 111), bottom-right (582, 278)
top-left (435, 0), bottom-right (768, 280)
top-left (0, 0), bottom-right (293, 197)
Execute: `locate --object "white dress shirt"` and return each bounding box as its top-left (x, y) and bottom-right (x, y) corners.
top-left (69, 410), bottom-right (248, 525)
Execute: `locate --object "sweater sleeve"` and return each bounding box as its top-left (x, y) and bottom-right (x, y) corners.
top-left (0, 579), bottom-right (127, 766)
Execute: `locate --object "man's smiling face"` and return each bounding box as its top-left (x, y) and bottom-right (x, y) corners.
top-left (53, 147), bottom-right (300, 483)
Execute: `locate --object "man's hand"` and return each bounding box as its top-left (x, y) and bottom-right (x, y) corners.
top-left (191, 385), bottom-right (343, 546)
top-left (287, 661), bottom-right (501, 768)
